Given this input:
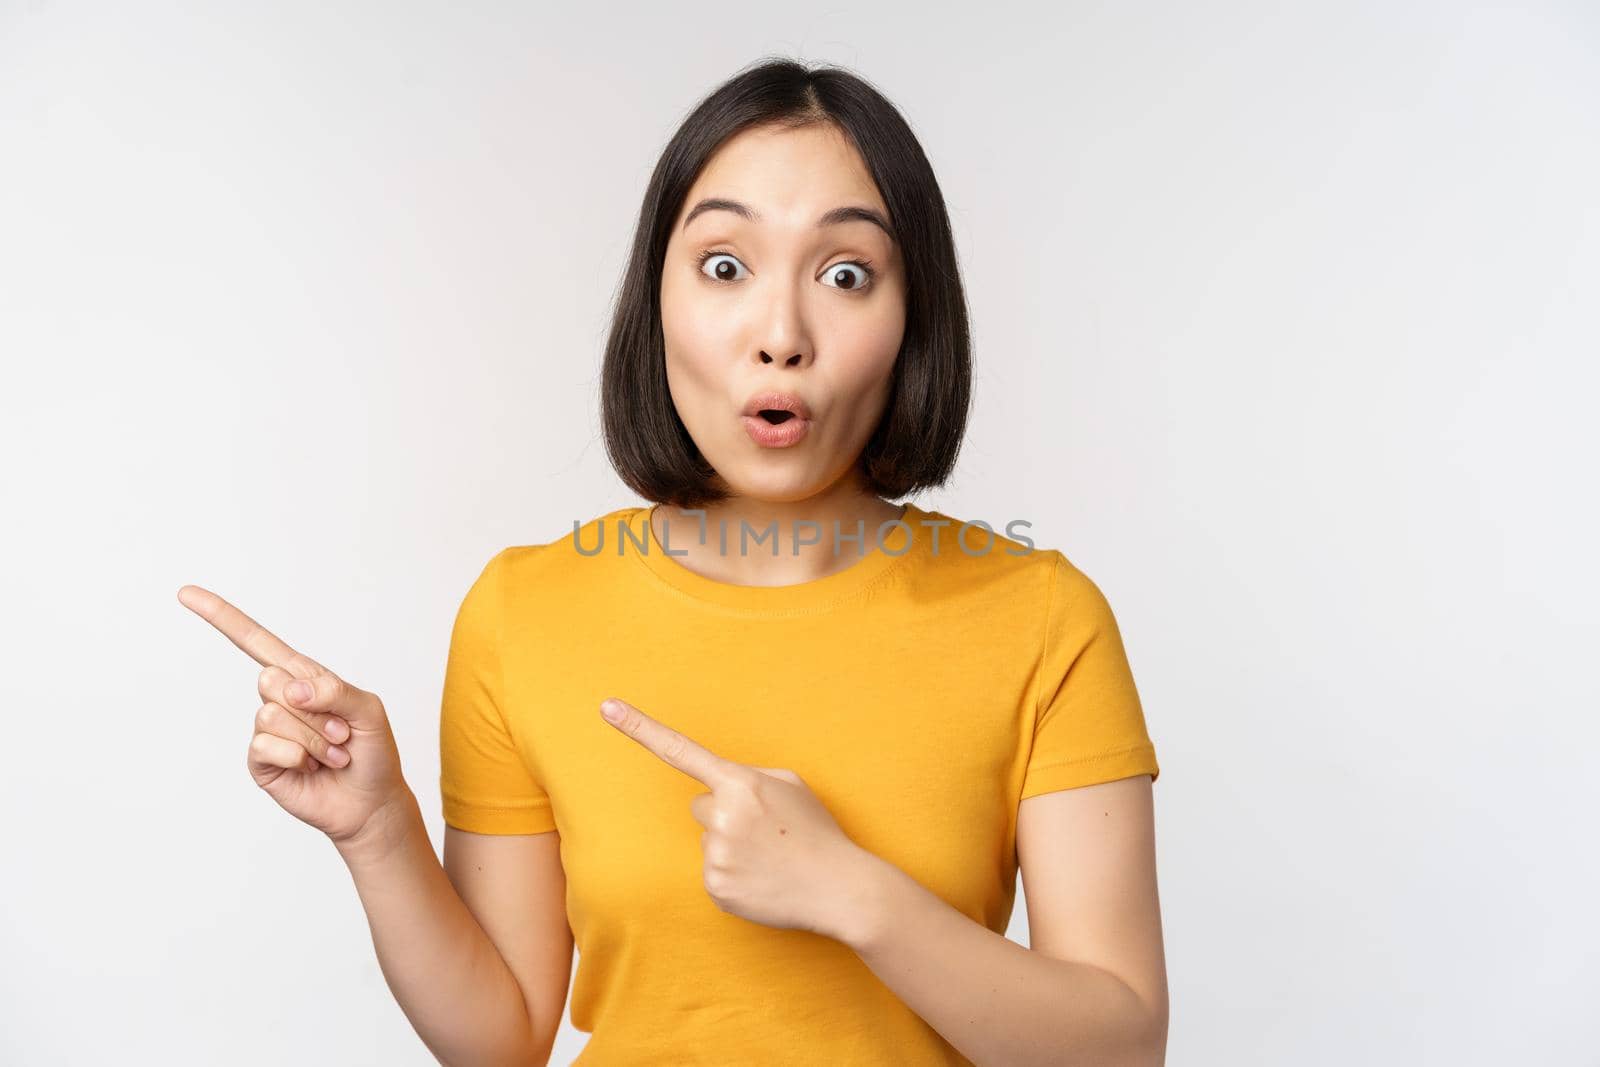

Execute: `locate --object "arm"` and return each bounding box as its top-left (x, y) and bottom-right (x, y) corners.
top-left (833, 774), bottom-right (1167, 1067)
top-left (335, 789), bottom-right (569, 1066)
top-left (174, 581), bottom-right (568, 1065)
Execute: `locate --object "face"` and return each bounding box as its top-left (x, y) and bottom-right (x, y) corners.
top-left (659, 121), bottom-right (908, 504)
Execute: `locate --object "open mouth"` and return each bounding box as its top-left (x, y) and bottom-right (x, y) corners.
top-left (742, 406), bottom-right (811, 447)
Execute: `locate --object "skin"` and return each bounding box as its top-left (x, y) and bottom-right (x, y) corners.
top-left (654, 120), bottom-right (908, 584)
top-left (179, 119), bottom-right (1167, 1065)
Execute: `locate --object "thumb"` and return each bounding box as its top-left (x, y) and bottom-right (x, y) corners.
top-left (284, 672), bottom-right (385, 731)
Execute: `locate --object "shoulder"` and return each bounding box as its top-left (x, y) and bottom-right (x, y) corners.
top-left (913, 504), bottom-right (1064, 592)
top-left (914, 507), bottom-right (1129, 637)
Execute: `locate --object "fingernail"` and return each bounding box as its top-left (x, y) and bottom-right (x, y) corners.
top-left (327, 744), bottom-right (349, 765)
top-left (324, 718), bottom-right (347, 742)
top-left (601, 699), bottom-right (624, 723)
top-left (287, 681), bottom-right (311, 703)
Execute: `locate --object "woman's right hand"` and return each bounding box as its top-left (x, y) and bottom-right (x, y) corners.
top-left (177, 584), bottom-right (412, 851)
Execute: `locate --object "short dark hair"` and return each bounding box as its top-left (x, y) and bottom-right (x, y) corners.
top-left (600, 56), bottom-right (972, 510)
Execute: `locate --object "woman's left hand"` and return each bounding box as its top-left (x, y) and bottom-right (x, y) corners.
top-left (599, 696), bottom-right (876, 941)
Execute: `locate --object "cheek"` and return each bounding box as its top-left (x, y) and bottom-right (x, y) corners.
top-left (660, 280), bottom-right (737, 426)
top-left (840, 281), bottom-right (907, 370)
top-left (662, 269), bottom-right (737, 358)
top-left (830, 312), bottom-right (904, 418)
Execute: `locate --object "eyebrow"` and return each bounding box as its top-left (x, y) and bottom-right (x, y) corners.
top-left (681, 197), bottom-right (897, 242)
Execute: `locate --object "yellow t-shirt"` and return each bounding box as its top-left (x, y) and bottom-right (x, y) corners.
top-left (438, 501), bottom-right (1159, 1065)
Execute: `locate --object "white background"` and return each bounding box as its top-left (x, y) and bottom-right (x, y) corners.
top-left (2, 2), bottom-right (1595, 1064)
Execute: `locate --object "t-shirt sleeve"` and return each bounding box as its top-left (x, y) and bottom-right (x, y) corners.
top-left (1021, 551), bottom-right (1160, 799)
top-left (438, 549), bottom-right (558, 834)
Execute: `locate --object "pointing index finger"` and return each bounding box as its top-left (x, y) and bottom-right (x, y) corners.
top-left (176, 584), bottom-right (323, 675)
top-left (602, 698), bottom-right (739, 789)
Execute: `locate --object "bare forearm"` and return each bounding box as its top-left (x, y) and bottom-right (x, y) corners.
top-left (334, 789), bottom-right (546, 1066)
top-left (836, 850), bottom-right (1165, 1067)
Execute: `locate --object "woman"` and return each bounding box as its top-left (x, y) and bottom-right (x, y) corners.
top-left (180, 58), bottom-right (1167, 1066)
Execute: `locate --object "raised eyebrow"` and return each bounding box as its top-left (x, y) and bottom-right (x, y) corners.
top-left (680, 197), bottom-right (897, 243)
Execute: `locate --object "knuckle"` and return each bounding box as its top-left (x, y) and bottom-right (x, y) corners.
top-left (285, 710), bottom-right (326, 750)
top-left (254, 703), bottom-right (278, 731)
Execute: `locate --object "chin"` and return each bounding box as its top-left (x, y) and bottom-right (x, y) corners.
top-left (713, 464), bottom-right (827, 504)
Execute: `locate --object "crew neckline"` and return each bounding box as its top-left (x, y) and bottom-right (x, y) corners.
top-left (625, 500), bottom-right (927, 614)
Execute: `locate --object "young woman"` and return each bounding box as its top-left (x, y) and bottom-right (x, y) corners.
top-left (180, 58), bottom-right (1167, 1066)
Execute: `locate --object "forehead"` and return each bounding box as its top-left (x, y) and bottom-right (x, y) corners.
top-left (677, 122), bottom-right (890, 229)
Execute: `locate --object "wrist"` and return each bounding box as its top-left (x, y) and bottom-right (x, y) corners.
top-left (332, 787), bottom-right (423, 869)
top-left (825, 842), bottom-right (899, 952)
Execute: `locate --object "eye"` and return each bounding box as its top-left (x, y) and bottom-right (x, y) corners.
top-left (820, 259), bottom-right (876, 293)
top-left (697, 250), bottom-right (748, 284)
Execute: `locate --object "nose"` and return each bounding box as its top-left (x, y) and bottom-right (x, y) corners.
top-left (753, 279), bottom-right (813, 370)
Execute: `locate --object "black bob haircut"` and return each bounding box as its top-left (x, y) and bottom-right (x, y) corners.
top-left (600, 56), bottom-right (973, 511)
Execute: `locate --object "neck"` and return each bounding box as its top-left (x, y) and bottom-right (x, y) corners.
top-left (650, 480), bottom-right (906, 587)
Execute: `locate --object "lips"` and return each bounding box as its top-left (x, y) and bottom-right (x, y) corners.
top-left (741, 390), bottom-right (814, 422)
top-left (742, 412), bottom-right (810, 447)
top-left (740, 390), bottom-right (813, 448)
